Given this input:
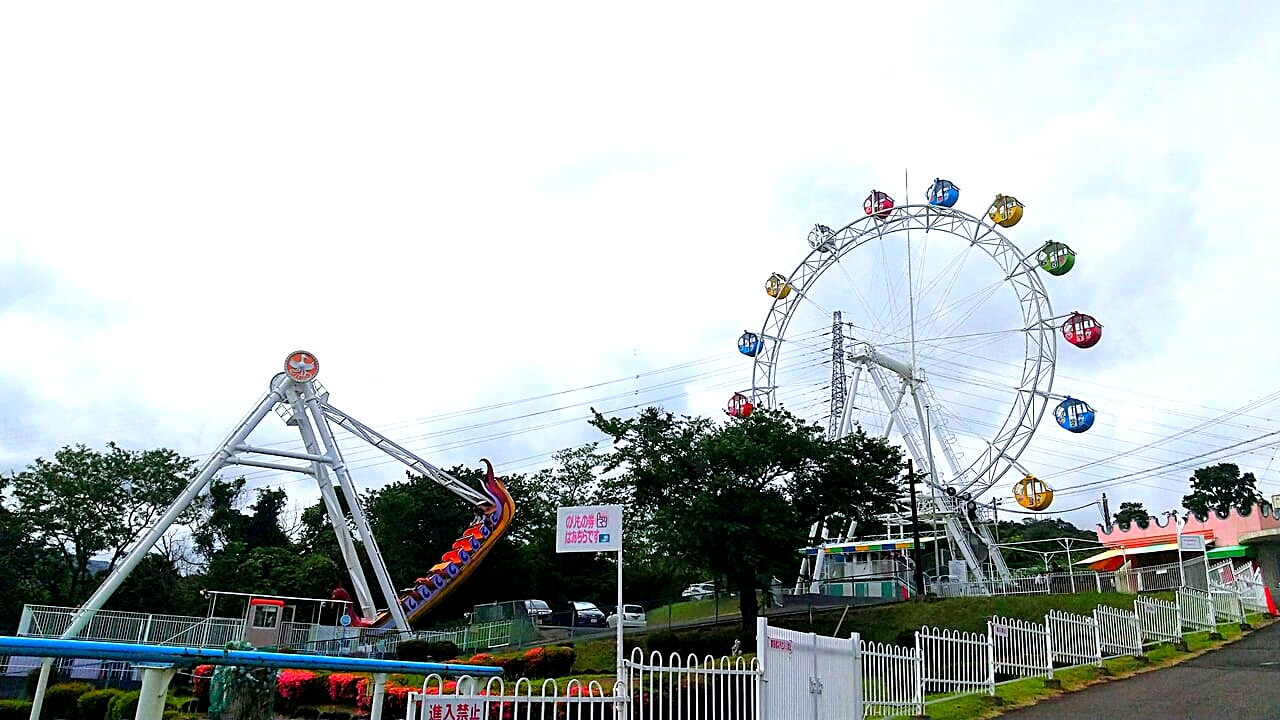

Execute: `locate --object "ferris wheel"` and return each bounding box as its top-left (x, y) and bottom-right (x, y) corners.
top-left (732, 178), bottom-right (1102, 584)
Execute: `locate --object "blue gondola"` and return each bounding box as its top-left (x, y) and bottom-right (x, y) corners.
top-left (738, 331), bottom-right (765, 357)
top-left (1054, 397), bottom-right (1096, 433)
top-left (927, 179), bottom-right (960, 207)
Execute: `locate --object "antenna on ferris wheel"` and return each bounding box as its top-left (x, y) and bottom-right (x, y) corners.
top-left (905, 167), bottom-right (918, 378)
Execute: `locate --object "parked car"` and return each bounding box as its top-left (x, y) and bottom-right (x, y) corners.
top-left (607, 604), bottom-right (647, 629)
top-left (681, 582), bottom-right (715, 600)
top-left (548, 601), bottom-right (608, 628)
top-left (523, 599), bottom-right (552, 625)
top-left (571, 601), bottom-right (608, 627)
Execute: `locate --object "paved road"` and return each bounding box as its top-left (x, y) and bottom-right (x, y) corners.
top-left (1000, 621), bottom-right (1280, 720)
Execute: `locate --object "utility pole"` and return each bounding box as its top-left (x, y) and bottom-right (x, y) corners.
top-left (907, 458), bottom-right (925, 598)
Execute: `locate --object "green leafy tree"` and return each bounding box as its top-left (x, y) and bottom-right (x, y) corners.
top-left (0, 475), bottom-right (54, 632)
top-left (993, 517), bottom-right (1098, 571)
top-left (1182, 463), bottom-right (1262, 518)
top-left (9, 443), bottom-right (197, 603)
top-left (1113, 501), bottom-right (1150, 527)
top-left (591, 406), bottom-right (903, 637)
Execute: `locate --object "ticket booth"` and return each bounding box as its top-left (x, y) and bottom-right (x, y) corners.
top-left (244, 597), bottom-right (286, 648)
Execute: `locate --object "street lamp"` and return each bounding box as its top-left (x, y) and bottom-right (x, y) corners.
top-left (1165, 510), bottom-right (1186, 588)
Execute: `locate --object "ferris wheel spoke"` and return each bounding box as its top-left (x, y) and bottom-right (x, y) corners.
top-left (831, 252), bottom-right (895, 339)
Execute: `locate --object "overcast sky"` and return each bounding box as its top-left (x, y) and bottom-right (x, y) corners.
top-left (3, 2), bottom-right (1279, 539)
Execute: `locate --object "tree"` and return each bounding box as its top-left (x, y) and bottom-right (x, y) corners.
top-left (1113, 501), bottom-right (1150, 527)
top-left (1182, 463), bottom-right (1262, 518)
top-left (9, 443), bottom-right (197, 604)
top-left (0, 475), bottom-right (54, 632)
top-left (591, 406), bottom-right (903, 638)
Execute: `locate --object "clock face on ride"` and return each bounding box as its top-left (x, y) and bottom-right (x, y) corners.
top-left (285, 351), bottom-right (319, 382)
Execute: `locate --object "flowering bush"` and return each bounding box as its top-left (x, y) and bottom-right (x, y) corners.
top-left (277, 670), bottom-right (327, 706)
top-left (192, 665), bottom-right (216, 699)
top-left (327, 673), bottom-right (363, 704)
top-left (354, 679), bottom-right (414, 717)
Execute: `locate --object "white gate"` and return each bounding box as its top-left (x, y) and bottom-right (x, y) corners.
top-left (758, 618), bottom-right (862, 720)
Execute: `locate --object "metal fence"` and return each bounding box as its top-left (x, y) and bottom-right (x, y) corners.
top-left (861, 641), bottom-right (922, 717)
top-left (407, 675), bottom-right (620, 720)
top-left (1177, 588), bottom-right (1215, 631)
top-left (988, 616), bottom-right (1051, 680)
top-left (1046, 610), bottom-right (1101, 668)
top-left (1135, 596), bottom-right (1180, 644)
top-left (916, 626), bottom-right (992, 697)
top-left (1211, 590), bottom-right (1246, 625)
top-left (17, 605), bottom-right (244, 648)
top-left (1094, 605), bottom-right (1142, 658)
top-left (404, 649), bottom-right (761, 720)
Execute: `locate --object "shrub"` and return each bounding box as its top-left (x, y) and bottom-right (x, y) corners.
top-left (276, 670), bottom-right (326, 707)
top-left (191, 665), bottom-right (215, 700)
top-left (394, 639), bottom-right (432, 662)
top-left (43, 682), bottom-right (95, 720)
top-left (394, 639), bottom-right (427, 662)
top-left (0, 700), bottom-right (35, 720)
top-left (26, 667), bottom-right (69, 699)
top-left (106, 691), bottom-right (140, 720)
top-left (644, 631), bottom-right (681, 657)
top-left (326, 673), bottom-right (362, 704)
top-left (427, 640), bottom-right (459, 661)
top-left (78, 689), bottom-right (123, 720)
top-left (540, 646), bottom-right (575, 678)
top-left (354, 681), bottom-right (412, 718)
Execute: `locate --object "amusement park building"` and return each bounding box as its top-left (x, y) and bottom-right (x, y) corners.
top-left (1083, 502), bottom-right (1280, 588)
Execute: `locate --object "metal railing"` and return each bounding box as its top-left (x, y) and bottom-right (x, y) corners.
top-left (1046, 610), bottom-right (1101, 668)
top-left (1177, 588), bottom-right (1216, 631)
top-left (988, 616), bottom-right (1051, 680)
top-left (861, 641), bottom-right (922, 717)
top-left (916, 626), bottom-right (992, 697)
top-left (1135, 595), bottom-right (1180, 643)
top-left (18, 605), bottom-right (243, 648)
top-left (1094, 605), bottom-right (1142, 657)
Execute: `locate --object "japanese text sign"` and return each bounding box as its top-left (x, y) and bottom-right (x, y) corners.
top-left (555, 504), bottom-right (623, 553)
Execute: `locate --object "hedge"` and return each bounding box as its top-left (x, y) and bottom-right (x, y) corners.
top-left (77, 689), bottom-right (123, 720)
top-left (42, 682), bottom-right (95, 720)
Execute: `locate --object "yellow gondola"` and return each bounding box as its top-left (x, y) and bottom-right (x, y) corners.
top-left (1013, 473), bottom-right (1053, 511)
top-left (765, 272), bottom-right (792, 299)
top-left (989, 194), bottom-right (1024, 228)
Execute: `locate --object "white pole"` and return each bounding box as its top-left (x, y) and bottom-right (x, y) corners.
top-left (615, 544), bottom-right (624, 688)
top-left (1173, 512), bottom-right (1187, 589)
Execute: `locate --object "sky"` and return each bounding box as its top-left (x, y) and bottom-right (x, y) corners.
top-left (3, 2), bottom-right (1280, 545)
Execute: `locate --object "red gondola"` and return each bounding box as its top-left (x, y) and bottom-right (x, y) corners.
top-left (727, 392), bottom-right (753, 418)
top-left (863, 190), bottom-right (894, 220)
top-left (1062, 312), bottom-right (1102, 349)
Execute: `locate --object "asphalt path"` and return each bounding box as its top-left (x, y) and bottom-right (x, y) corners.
top-left (999, 621), bottom-right (1280, 720)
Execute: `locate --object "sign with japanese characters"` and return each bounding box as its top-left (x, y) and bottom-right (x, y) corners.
top-left (555, 504), bottom-right (623, 553)
top-left (1179, 534), bottom-right (1206, 552)
top-left (420, 699), bottom-right (481, 720)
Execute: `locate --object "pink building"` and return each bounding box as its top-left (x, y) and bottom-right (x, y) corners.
top-left (1081, 502), bottom-right (1280, 588)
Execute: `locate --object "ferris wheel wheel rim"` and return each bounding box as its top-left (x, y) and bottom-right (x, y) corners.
top-left (749, 203), bottom-right (1057, 497)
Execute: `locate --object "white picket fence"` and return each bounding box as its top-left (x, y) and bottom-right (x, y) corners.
top-left (917, 627), bottom-right (992, 696)
top-left (1046, 610), bottom-right (1101, 668)
top-left (861, 641), bottom-right (922, 717)
top-left (988, 616), bottom-right (1051, 680)
top-left (1178, 587), bottom-right (1216, 631)
top-left (1135, 595), bottom-right (1180, 643)
top-left (1094, 605), bottom-right (1142, 657)
top-left (870, 583), bottom-right (1265, 715)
